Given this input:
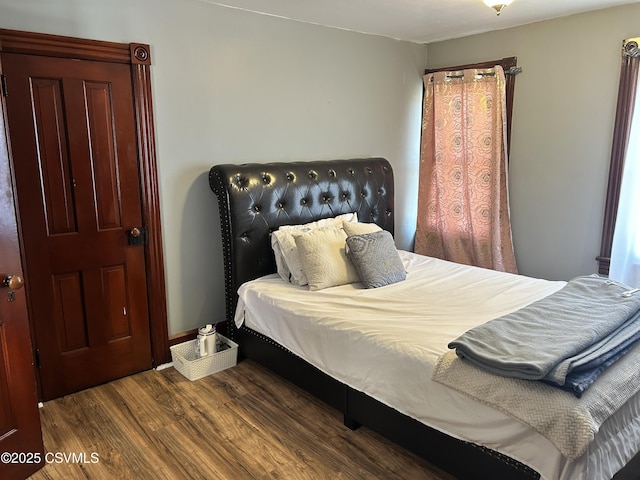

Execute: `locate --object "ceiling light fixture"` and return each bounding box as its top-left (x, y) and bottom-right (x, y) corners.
top-left (483, 0), bottom-right (513, 16)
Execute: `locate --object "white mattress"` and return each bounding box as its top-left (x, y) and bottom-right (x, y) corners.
top-left (235, 251), bottom-right (640, 480)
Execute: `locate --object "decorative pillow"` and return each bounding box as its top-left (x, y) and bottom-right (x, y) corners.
top-left (271, 213), bottom-right (357, 285)
top-left (271, 229), bottom-right (305, 284)
top-left (295, 227), bottom-right (360, 291)
top-left (342, 221), bottom-right (382, 237)
top-left (346, 231), bottom-right (406, 288)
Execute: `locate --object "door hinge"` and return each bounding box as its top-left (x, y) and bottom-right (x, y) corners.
top-left (1, 74), bottom-right (7, 97)
top-left (34, 348), bottom-right (41, 368)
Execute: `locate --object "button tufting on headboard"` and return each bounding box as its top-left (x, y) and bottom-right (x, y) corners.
top-left (209, 158), bottom-right (394, 326)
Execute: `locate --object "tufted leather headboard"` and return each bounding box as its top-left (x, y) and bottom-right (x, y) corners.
top-left (209, 158), bottom-right (394, 326)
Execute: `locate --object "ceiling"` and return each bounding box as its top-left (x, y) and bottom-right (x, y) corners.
top-left (202, 0), bottom-right (639, 43)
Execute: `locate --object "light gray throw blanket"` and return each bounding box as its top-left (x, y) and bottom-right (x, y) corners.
top-left (448, 275), bottom-right (640, 385)
top-left (432, 345), bottom-right (640, 460)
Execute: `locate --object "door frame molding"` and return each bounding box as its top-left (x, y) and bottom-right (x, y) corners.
top-left (0, 28), bottom-right (170, 366)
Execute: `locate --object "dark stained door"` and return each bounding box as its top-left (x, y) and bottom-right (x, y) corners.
top-left (2, 52), bottom-right (152, 400)
top-left (0, 80), bottom-right (44, 479)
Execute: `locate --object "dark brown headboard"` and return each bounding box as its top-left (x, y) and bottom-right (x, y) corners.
top-left (209, 158), bottom-right (394, 326)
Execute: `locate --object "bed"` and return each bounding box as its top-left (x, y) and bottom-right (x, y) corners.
top-left (208, 157), bottom-right (640, 480)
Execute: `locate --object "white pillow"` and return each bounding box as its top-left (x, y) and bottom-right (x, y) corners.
top-left (342, 221), bottom-right (382, 237)
top-left (295, 227), bottom-right (360, 291)
top-left (271, 212), bottom-right (357, 285)
top-left (270, 229), bottom-right (306, 284)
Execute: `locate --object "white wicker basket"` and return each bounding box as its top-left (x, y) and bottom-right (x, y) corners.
top-left (170, 334), bottom-right (238, 381)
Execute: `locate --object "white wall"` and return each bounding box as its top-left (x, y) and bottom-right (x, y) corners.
top-left (426, 4), bottom-right (640, 281)
top-left (0, 0), bottom-right (426, 334)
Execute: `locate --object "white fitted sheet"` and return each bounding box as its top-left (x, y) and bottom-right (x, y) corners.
top-left (235, 251), bottom-right (640, 480)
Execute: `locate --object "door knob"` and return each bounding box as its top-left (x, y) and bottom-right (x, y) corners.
top-left (2, 274), bottom-right (24, 290)
top-left (128, 226), bottom-right (147, 246)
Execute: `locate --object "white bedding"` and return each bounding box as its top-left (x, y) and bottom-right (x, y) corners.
top-left (234, 251), bottom-right (640, 480)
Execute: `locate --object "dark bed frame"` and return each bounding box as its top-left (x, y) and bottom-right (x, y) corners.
top-left (208, 157), bottom-right (636, 480)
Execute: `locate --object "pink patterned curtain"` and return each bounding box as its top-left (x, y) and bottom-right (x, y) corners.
top-left (415, 66), bottom-right (518, 273)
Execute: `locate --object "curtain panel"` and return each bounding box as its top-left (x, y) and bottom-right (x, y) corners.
top-left (598, 38), bottom-right (640, 277)
top-left (609, 39), bottom-right (640, 286)
top-left (415, 66), bottom-right (517, 273)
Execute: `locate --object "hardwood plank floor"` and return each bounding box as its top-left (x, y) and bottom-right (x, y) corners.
top-left (28, 359), bottom-right (455, 480)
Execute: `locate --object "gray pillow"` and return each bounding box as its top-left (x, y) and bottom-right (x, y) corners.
top-left (346, 230), bottom-right (406, 288)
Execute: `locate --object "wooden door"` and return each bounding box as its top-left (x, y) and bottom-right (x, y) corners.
top-left (2, 52), bottom-right (153, 400)
top-left (0, 75), bottom-right (44, 479)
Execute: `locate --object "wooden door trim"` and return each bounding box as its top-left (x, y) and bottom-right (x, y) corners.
top-left (0, 28), bottom-right (170, 365)
top-left (0, 29), bottom-right (131, 63)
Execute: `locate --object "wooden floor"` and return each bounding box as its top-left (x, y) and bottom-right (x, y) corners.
top-left (28, 359), bottom-right (455, 480)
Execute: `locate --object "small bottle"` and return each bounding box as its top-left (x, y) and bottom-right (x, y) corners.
top-left (196, 324), bottom-right (216, 357)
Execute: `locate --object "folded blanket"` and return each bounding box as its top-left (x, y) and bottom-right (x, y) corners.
top-left (448, 275), bottom-right (640, 389)
top-left (548, 329), bottom-right (640, 397)
top-left (432, 345), bottom-right (640, 460)
top-left (546, 307), bottom-right (640, 385)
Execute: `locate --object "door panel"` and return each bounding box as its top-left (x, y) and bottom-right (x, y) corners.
top-left (3, 52), bottom-right (153, 400)
top-left (86, 80), bottom-right (122, 230)
top-left (102, 264), bottom-right (131, 340)
top-left (0, 77), bottom-right (44, 479)
top-left (0, 341), bottom-right (14, 432)
top-left (31, 77), bottom-right (77, 236)
top-left (52, 271), bottom-right (88, 351)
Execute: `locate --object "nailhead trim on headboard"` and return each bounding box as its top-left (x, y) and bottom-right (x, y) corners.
top-left (209, 158), bottom-right (394, 336)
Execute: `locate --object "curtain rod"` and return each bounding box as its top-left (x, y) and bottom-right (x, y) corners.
top-left (424, 56), bottom-right (519, 76)
top-left (425, 65), bottom-right (522, 79)
top-left (426, 66), bottom-right (522, 82)
top-left (623, 37), bottom-right (640, 58)
top-left (427, 72), bottom-right (493, 82)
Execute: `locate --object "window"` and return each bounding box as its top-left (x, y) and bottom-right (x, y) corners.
top-left (424, 57), bottom-right (520, 154)
top-left (415, 58), bottom-right (520, 272)
top-left (597, 38), bottom-right (640, 278)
